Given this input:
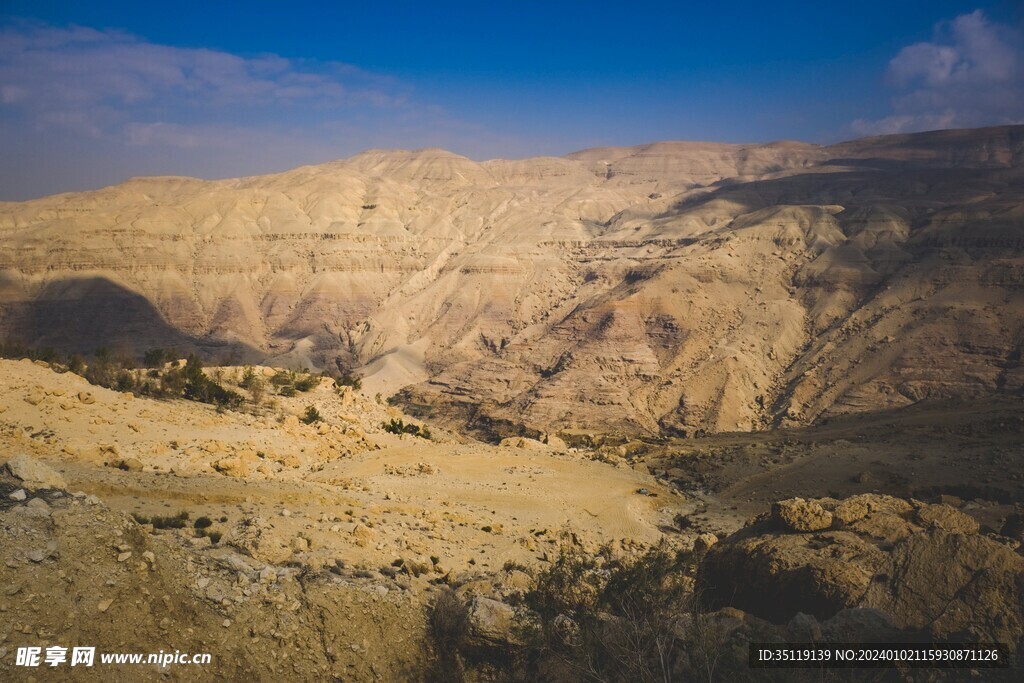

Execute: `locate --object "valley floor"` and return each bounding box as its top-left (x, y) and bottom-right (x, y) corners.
top-left (2, 357), bottom-right (1022, 680)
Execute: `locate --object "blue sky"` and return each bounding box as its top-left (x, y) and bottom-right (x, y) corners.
top-left (1, 1), bottom-right (1022, 199)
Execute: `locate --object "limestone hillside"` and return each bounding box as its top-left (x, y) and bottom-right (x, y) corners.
top-left (1, 125), bottom-right (1022, 437)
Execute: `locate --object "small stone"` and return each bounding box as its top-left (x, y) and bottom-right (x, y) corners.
top-left (97, 598), bottom-right (113, 613)
top-left (117, 552), bottom-right (132, 562)
top-left (142, 551), bottom-right (156, 565)
top-left (27, 550), bottom-right (46, 563)
top-left (8, 489), bottom-right (26, 501)
top-left (26, 497), bottom-right (49, 510)
top-left (119, 458), bottom-right (145, 473)
top-left (280, 509), bottom-right (291, 517)
top-left (222, 619), bottom-right (231, 628)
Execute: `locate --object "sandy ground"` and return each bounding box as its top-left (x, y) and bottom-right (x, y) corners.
top-left (0, 359), bottom-right (681, 574)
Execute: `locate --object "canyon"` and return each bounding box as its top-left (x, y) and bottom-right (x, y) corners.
top-left (2, 125), bottom-right (1021, 438)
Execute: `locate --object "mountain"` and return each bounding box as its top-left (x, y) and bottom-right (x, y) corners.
top-left (2, 126), bottom-right (1022, 437)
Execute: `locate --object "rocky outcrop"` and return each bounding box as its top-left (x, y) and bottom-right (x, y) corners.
top-left (2, 453), bottom-right (66, 491)
top-left (697, 494), bottom-right (1024, 646)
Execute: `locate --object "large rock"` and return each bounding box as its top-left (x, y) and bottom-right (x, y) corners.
top-left (861, 529), bottom-right (1024, 644)
top-left (697, 494), bottom-right (1024, 645)
top-left (772, 498), bottom-right (832, 532)
top-left (697, 528), bottom-right (886, 621)
top-left (3, 454), bottom-right (67, 491)
top-left (914, 503), bottom-right (980, 534)
top-left (466, 597), bottom-right (519, 650)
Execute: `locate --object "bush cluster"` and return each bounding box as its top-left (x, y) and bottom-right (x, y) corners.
top-left (1, 342), bottom-right (243, 410)
top-left (429, 542), bottom-right (713, 682)
top-left (382, 417), bottom-right (432, 439)
top-left (269, 369), bottom-right (320, 396)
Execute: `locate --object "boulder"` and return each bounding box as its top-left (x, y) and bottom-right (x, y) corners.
top-left (545, 434), bottom-right (569, 450)
top-left (772, 498), bottom-right (832, 532)
top-left (351, 523), bottom-right (375, 547)
top-left (831, 497), bottom-right (870, 526)
top-left (914, 503), bottom-right (979, 534)
top-left (466, 597), bottom-right (519, 650)
top-left (698, 529), bottom-right (886, 621)
top-left (697, 494), bottom-right (1024, 647)
top-left (786, 612), bottom-right (822, 642)
top-left (861, 529), bottom-right (1024, 644)
top-left (3, 454), bottom-right (67, 491)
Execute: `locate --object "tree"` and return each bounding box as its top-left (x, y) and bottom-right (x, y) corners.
top-left (143, 348), bottom-right (168, 368)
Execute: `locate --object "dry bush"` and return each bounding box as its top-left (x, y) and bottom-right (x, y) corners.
top-left (428, 588), bottom-right (470, 682)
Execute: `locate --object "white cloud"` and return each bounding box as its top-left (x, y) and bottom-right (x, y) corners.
top-left (0, 21), bottom-right (404, 142)
top-left (0, 20), bottom-right (552, 199)
top-left (852, 10), bottom-right (1023, 136)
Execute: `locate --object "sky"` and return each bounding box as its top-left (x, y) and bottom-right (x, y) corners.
top-left (1, 0), bottom-right (1022, 199)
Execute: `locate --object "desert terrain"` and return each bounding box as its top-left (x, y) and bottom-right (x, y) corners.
top-left (1, 126), bottom-right (1021, 438)
top-left (1, 125), bottom-right (1023, 680)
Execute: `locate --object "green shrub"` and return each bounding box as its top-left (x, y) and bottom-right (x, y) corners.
top-left (238, 366), bottom-right (257, 388)
top-left (382, 418), bottom-right (432, 439)
top-left (294, 375), bottom-right (318, 392)
top-left (270, 370), bottom-right (294, 386)
top-left (143, 348), bottom-right (169, 368)
top-left (196, 528), bottom-right (222, 544)
top-left (67, 354), bottom-right (86, 375)
top-left (140, 511), bottom-right (190, 529)
top-left (180, 354), bottom-right (243, 409)
top-left (301, 405), bottom-right (322, 424)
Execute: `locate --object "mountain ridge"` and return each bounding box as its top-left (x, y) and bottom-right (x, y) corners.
top-left (2, 125), bottom-right (1022, 438)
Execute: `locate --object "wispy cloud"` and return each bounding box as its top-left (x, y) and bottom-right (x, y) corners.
top-left (0, 20), bottom-right (556, 199)
top-left (852, 10), bottom-right (1024, 136)
top-left (0, 21), bottom-right (405, 143)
